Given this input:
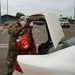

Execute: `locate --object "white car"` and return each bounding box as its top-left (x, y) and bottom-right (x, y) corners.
top-left (13, 12), bottom-right (75, 75)
top-left (59, 18), bottom-right (70, 28)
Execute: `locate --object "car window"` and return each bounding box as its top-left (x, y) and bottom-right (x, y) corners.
top-left (66, 37), bottom-right (75, 46)
top-left (60, 20), bottom-right (67, 21)
top-left (48, 44), bottom-right (63, 53)
top-left (47, 37), bottom-right (75, 53)
top-left (59, 19), bottom-right (69, 22)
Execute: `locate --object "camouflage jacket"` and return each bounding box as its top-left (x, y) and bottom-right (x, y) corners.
top-left (8, 22), bottom-right (23, 48)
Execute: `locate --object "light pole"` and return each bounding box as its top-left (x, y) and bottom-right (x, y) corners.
top-left (7, 0), bottom-right (9, 21)
top-left (74, 0), bottom-right (75, 21)
top-left (0, 0), bottom-right (1, 25)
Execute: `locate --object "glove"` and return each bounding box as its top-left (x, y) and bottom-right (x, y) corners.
top-left (21, 24), bottom-right (28, 29)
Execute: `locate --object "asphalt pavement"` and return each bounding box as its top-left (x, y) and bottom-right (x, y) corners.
top-left (0, 27), bottom-right (8, 75)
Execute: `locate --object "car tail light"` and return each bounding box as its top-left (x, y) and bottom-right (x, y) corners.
top-left (15, 61), bottom-right (23, 73)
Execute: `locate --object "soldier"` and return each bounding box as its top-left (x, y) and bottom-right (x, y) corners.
top-left (6, 12), bottom-right (26, 75)
top-left (17, 17), bottom-right (36, 54)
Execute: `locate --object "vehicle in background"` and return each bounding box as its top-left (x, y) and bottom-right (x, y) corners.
top-left (36, 21), bottom-right (46, 25)
top-left (34, 18), bottom-right (46, 25)
top-left (59, 19), bottom-right (70, 28)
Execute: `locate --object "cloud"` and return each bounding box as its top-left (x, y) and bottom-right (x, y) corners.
top-left (1, 0), bottom-right (74, 18)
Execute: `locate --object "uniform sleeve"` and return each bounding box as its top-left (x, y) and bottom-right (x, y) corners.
top-left (8, 23), bottom-right (23, 37)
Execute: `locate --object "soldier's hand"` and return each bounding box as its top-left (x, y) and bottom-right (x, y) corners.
top-left (22, 24), bottom-right (26, 29)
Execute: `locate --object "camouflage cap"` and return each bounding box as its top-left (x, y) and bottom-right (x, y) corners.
top-left (16, 12), bottom-right (25, 18)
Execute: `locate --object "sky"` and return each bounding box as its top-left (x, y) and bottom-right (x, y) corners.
top-left (1, 0), bottom-right (75, 18)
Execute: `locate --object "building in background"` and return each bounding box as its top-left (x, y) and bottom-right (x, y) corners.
top-left (1, 14), bottom-right (15, 24)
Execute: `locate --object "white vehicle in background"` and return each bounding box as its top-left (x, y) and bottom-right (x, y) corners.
top-left (59, 18), bottom-right (70, 28)
top-left (13, 12), bottom-right (75, 75)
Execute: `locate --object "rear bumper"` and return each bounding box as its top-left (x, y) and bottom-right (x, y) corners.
top-left (13, 70), bottom-right (24, 75)
top-left (61, 25), bottom-right (70, 28)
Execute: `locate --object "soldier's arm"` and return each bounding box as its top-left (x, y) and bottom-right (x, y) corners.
top-left (8, 23), bottom-right (23, 36)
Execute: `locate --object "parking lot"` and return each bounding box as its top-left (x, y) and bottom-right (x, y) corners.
top-left (33, 24), bottom-right (75, 48)
top-left (0, 24), bottom-right (75, 75)
top-left (62, 24), bottom-right (75, 40)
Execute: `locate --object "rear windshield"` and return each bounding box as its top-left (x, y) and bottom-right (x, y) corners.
top-left (48, 37), bottom-right (75, 53)
top-left (59, 19), bottom-right (68, 22)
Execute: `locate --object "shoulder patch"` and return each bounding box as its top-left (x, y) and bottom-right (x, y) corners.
top-left (12, 22), bottom-right (18, 27)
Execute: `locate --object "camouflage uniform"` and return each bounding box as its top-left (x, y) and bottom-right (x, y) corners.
top-left (6, 12), bottom-right (25, 75)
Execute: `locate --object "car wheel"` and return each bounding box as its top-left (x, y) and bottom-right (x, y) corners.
top-left (67, 25), bottom-right (70, 28)
top-left (61, 25), bottom-right (64, 28)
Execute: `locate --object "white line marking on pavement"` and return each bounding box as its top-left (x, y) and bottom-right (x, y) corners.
top-left (0, 44), bottom-right (8, 48)
top-left (2, 29), bottom-right (8, 34)
top-left (40, 26), bottom-right (46, 29)
top-left (34, 29), bottom-right (41, 33)
top-left (0, 44), bottom-right (39, 48)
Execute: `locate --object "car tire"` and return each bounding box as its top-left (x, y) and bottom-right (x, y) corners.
top-left (67, 25), bottom-right (70, 28)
